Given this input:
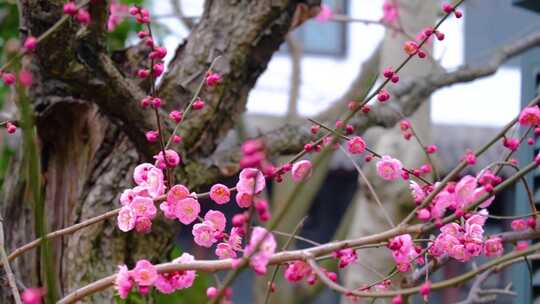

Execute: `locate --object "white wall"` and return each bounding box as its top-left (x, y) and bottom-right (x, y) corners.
top-left (152, 0), bottom-right (520, 127)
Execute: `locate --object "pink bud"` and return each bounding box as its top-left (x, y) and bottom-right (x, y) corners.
top-left (391, 74), bottom-right (399, 83)
top-left (377, 90), bottom-right (390, 102)
top-left (310, 125), bottom-right (320, 135)
top-left (426, 145), bottom-right (438, 154)
top-left (151, 98), bottom-right (162, 108)
top-left (63, 2), bottom-right (78, 16)
top-left (24, 36), bottom-right (37, 52)
top-left (169, 110), bottom-right (183, 123)
top-left (192, 99), bottom-right (205, 110)
top-left (417, 50), bottom-right (427, 58)
top-left (391, 295), bottom-right (403, 304)
top-left (137, 30), bottom-right (148, 38)
top-left (172, 135), bottom-right (182, 143)
top-left (136, 69), bottom-right (149, 78)
top-left (361, 105), bottom-right (371, 113)
top-left (206, 72), bottom-right (222, 87)
top-left (454, 10), bottom-right (463, 18)
top-left (145, 130), bottom-right (159, 143)
top-left (76, 9), bottom-right (91, 25)
top-left (206, 287), bottom-right (218, 299)
top-left (129, 6), bottom-right (140, 16)
top-left (6, 122), bottom-right (16, 134)
top-left (153, 63), bottom-right (164, 77)
top-left (1, 73), bottom-right (16, 85)
top-left (442, 3), bottom-right (453, 13)
top-left (417, 208), bottom-right (430, 221)
top-left (383, 67), bottom-right (394, 78)
top-left (420, 281), bottom-right (431, 298)
top-left (347, 101), bottom-right (359, 111)
top-left (140, 96), bottom-right (152, 108)
top-left (232, 214), bottom-right (246, 227)
top-left (19, 69), bottom-right (33, 87)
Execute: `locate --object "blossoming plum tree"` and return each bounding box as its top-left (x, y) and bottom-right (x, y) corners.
top-left (2, 0), bottom-right (540, 304)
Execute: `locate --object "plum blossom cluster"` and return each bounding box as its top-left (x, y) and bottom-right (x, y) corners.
top-left (408, 173), bottom-right (496, 224)
top-left (388, 234), bottom-right (423, 272)
top-left (117, 163), bottom-right (165, 233)
top-left (115, 254), bottom-right (196, 299)
top-left (429, 214), bottom-right (497, 261)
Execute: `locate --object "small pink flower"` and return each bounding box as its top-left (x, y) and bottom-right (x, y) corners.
top-left (117, 205), bottom-right (136, 232)
top-left (154, 149), bottom-right (181, 169)
top-left (192, 222), bottom-right (217, 247)
top-left (115, 265), bottom-right (133, 299)
top-left (315, 4), bottom-right (333, 22)
top-left (131, 196), bottom-right (157, 218)
top-left (21, 288), bottom-right (43, 304)
top-left (291, 160), bottom-right (312, 182)
top-left (519, 106), bottom-right (540, 126)
top-left (403, 41), bottom-right (419, 55)
top-left (484, 237), bottom-right (503, 257)
top-left (204, 210), bottom-right (226, 232)
top-left (376, 155), bottom-right (403, 181)
top-left (417, 208), bottom-right (431, 221)
top-left (235, 191), bottom-right (253, 208)
top-left (209, 184), bottom-right (231, 205)
top-left (216, 243), bottom-right (236, 259)
top-left (347, 136), bottom-right (367, 154)
top-left (236, 168), bottom-right (266, 194)
top-left (132, 260), bottom-right (158, 287)
top-left (175, 198), bottom-right (201, 225)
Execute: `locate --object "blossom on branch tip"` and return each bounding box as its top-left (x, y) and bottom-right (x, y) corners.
top-left (175, 198), bottom-right (201, 225)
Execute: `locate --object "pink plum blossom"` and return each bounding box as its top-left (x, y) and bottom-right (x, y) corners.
top-left (132, 260), bottom-right (158, 287)
top-left (117, 205), bottom-right (136, 232)
top-left (204, 210), bottom-right (227, 232)
top-left (236, 168), bottom-right (266, 194)
top-left (376, 155), bottom-right (403, 181)
top-left (209, 183), bottom-right (231, 205)
top-left (175, 198), bottom-right (201, 225)
top-left (347, 136), bottom-right (366, 154)
top-left (519, 106), bottom-right (540, 126)
top-left (154, 149), bottom-right (181, 169)
top-left (192, 222), bottom-right (218, 248)
top-left (21, 288), bottom-right (43, 304)
top-left (115, 265), bottom-right (133, 299)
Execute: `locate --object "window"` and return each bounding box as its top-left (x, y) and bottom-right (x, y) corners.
top-left (286, 0), bottom-right (348, 57)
